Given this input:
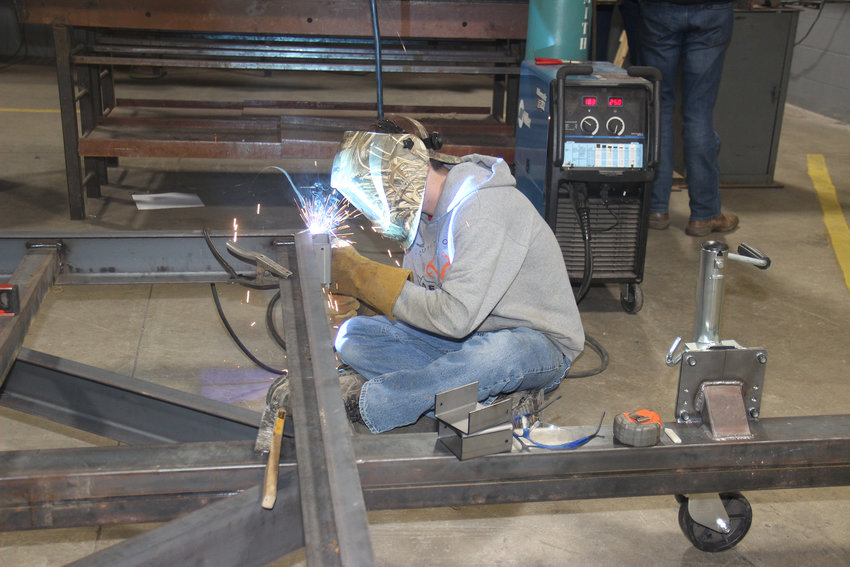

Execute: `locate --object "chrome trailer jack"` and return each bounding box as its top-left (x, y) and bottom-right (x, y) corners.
top-left (666, 240), bottom-right (771, 551)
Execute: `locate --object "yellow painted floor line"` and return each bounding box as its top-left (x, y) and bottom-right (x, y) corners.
top-left (808, 153), bottom-right (850, 292)
top-left (0, 108), bottom-right (62, 113)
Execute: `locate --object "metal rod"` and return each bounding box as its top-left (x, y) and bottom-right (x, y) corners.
top-left (72, 54), bottom-right (518, 74)
top-left (693, 240), bottom-right (729, 346)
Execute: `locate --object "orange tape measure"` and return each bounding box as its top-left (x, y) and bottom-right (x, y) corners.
top-left (613, 409), bottom-right (662, 447)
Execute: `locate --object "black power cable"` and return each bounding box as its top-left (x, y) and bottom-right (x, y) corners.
top-left (265, 290), bottom-right (287, 351)
top-left (369, 0), bottom-right (384, 118)
top-left (565, 334), bottom-right (609, 378)
top-left (570, 182), bottom-right (594, 304)
top-left (559, 182), bottom-right (610, 379)
top-left (795, 0), bottom-right (827, 47)
top-left (209, 283), bottom-right (286, 376)
top-left (202, 227), bottom-right (278, 290)
top-left (202, 228), bottom-right (287, 374)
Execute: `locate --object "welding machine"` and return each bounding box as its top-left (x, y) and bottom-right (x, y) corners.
top-left (514, 61), bottom-right (660, 312)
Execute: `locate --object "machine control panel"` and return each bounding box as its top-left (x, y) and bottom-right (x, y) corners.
top-left (561, 84), bottom-right (650, 170)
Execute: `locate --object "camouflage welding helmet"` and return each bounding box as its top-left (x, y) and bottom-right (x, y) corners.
top-left (330, 116), bottom-right (461, 249)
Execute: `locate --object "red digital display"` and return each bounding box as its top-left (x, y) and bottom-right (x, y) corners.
top-left (608, 97), bottom-right (624, 107)
top-left (582, 96), bottom-right (598, 107)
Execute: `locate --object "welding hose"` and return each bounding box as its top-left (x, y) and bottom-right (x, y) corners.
top-left (210, 283), bottom-right (286, 376)
top-left (265, 290), bottom-right (287, 351)
top-left (565, 334), bottom-right (609, 378)
top-left (555, 183), bottom-right (609, 378)
top-left (370, 0), bottom-right (384, 118)
top-left (569, 183), bottom-right (594, 305)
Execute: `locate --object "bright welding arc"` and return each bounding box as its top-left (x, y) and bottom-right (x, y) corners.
top-left (262, 166), bottom-right (358, 240)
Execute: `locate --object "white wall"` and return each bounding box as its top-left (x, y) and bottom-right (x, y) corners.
top-left (788, 1), bottom-right (850, 123)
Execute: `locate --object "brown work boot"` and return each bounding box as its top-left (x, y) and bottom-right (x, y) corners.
top-left (648, 212), bottom-right (670, 230)
top-left (338, 368), bottom-right (366, 423)
top-left (685, 212), bottom-right (739, 237)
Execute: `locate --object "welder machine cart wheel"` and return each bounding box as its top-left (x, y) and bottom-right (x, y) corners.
top-left (677, 492), bottom-right (753, 552)
top-left (619, 282), bottom-right (643, 314)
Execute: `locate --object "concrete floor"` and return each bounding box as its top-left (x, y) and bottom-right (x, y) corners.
top-left (1, 63), bottom-right (849, 566)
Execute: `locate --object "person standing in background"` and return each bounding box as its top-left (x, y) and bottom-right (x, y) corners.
top-left (640, 0), bottom-right (739, 236)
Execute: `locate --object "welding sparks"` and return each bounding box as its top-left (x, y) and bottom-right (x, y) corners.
top-left (260, 165), bottom-right (358, 239)
top-left (294, 182), bottom-right (358, 239)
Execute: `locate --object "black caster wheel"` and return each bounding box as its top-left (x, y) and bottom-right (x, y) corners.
top-left (677, 492), bottom-right (753, 552)
top-left (620, 283), bottom-right (644, 314)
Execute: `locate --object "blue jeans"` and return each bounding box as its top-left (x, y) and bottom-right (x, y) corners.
top-left (335, 316), bottom-right (571, 433)
top-left (640, 0), bottom-right (734, 221)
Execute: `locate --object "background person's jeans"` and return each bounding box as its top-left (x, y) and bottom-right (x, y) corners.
top-left (640, 1), bottom-right (734, 221)
top-left (335, 316), bottom-right (571, 433)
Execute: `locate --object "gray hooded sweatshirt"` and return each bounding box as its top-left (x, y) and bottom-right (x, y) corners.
top-left (394, 154), bottom-right (585, 361)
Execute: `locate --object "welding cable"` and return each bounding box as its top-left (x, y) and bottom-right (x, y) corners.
top-left (210, 283), bottom-right (286, 376)
top-left (595, 187), bottom-right (621, 232)
top-left (202, 227), bottom-right (278, 290)
top-left (794, 0), bottom-right (826, 47)
top-left (569, 183), bottom-right (594, 304)
top-left (265, 290), bottom-right (287, 351)
top-left (565, 334), bottom-right (609, 378)
top-left (370, 0), bottom-right (384, 118)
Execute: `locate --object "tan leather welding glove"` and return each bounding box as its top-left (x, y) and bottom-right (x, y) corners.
top-left (331, 245), bottom-right (412, 319)
top-left (327, 293), bottom-right (360, 325)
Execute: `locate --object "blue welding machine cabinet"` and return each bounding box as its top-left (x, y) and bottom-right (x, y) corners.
top-left (514, 61), bottom-right (660, 312)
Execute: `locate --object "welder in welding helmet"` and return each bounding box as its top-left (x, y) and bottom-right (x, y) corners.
top-left (330, 115), bottom-right (461, 250)
top-left (328, 116), bottom-right (461, 319)
top-left (330, 114), bottom-right (584, 437)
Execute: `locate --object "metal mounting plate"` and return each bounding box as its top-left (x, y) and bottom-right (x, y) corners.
top-left (675, 343), bottom-right (767, 427)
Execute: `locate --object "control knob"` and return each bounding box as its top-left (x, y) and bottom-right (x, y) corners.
top-left (580, 116), bottom-right (599, 135)
top-left (606, 116), bottom-right (625, 136)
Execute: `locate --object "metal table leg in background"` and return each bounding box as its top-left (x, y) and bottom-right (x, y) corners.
top-left (52, 24), bottom-right (87, 219)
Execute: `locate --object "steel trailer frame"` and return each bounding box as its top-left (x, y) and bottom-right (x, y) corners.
top-left (1, 230), bottom-right (850, 566)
